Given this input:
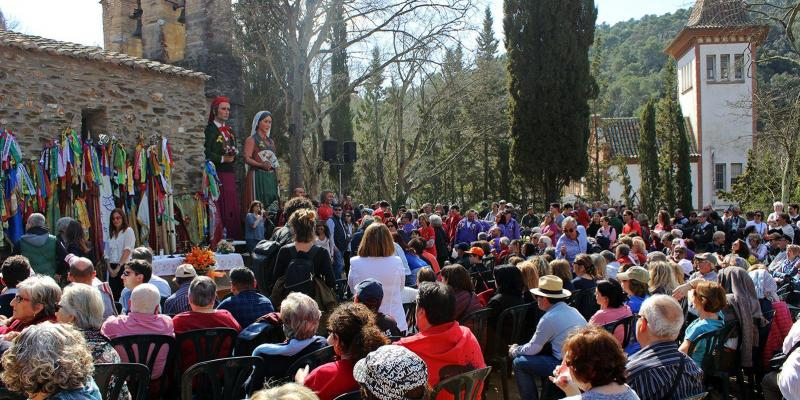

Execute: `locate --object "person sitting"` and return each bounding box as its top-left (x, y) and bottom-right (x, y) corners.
top-left (163, 264), bottom-right (197, 315)
top-left (0, 322), bottom-right (102, 399)
top-left (510, 275), bottom-right (586, 400)
top-left (484, 265), bottom-right (525, 331)
top-left (118, 259), bottom-right (155, 314)
top-left (216, 267), bottom-right (274, 328)
top-left (353, 278), bottom-right (401, 337)
top-left (353, 345), bottom-right (429, 400)
top-left (124, 247), bottom-right (173, 300)
top-left (517, 260), bottom-right (540, 303)
top-left (589, 279), bottom-right (633, 345)
top-left (64, 255), bottom-right (116, 319)
top-left (551, 326), bottom-right (640, 399)
top-left (0, 274), bottom-right (61, 337)
top-left (616, 266), bottom-right (650, 314)
top-left (550, 259), bottom-right (575, 292)
top-left (397, 282), bottom-right (485, 399)
top-left (679, 281), bottom-right (727, 366)
top-left (296, 303), bottom-right (390, 400)
top-left (173, 276), bottom-right (241, 372)
top-left (251, 293), bottom-right (328, 387)
top-left (440, 264), bottom-right (482, 321)
top-left (761, 317), bottom-right (800, 400)
top-left (101, 283), bottom-right (174, 379)
top-left (56, 282), bottom-right (130, 399)
top-left (251, 383), bottom-right (320, 400)
top-left (572, 254), bottom-right (600, 291)
top-left (627, 296), bottom-right (704, 398)
top-left (690, 252), bottom-right (719, 282)
top-left (0, 255), bottom-right (31, 318)
top-left (648, 261), bottom-right (679, 295)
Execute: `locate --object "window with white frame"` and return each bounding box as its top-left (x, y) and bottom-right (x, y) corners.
top-left (707, 55), bottom-right (716, 81)
top-left (734, 54), bottom-right (744, 80)
top-left (720, 54), bottom-right (730, 80)
top-left (680, 63), bottom-right (693, 92)
top-left (715, 163), bottom-right (727, 191)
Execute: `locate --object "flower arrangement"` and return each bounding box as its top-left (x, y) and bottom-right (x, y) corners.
top-left (216, 240), bottom-right (235, 254)
top-left (224, 145), bottom-right (239, 157)
top-left (184, 247), bottom-right (216, 276)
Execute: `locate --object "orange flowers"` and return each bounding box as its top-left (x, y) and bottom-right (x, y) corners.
top-left (184, 247), bottom-right (216, 275)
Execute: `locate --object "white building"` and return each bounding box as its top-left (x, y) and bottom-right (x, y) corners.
top-left (665, 0), bottom-right (768, 209)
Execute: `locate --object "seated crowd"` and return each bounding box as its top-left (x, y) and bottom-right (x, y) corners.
top-left (0, 199), bottom-right (798, 400)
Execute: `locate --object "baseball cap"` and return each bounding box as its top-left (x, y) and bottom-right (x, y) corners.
top-left (175, 264), bottom-right (197, 278)
top-left (616, 266), bottom-right (649, 284)
top-left (465, 247), bottom-right (485, 258)
top-left (455, 242), bottom-right (470, 251)
top-left (354, 278), bottom-right (384, 303)
top-left (694, 253), bottom-right (719, 266)
top-left (354, 345), bottom-right (428, 400)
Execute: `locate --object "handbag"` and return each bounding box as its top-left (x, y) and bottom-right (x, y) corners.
top-left (769, 338), bottom-right (800, 371)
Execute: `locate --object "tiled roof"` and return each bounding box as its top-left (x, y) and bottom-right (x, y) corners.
top-left (686, 0), bottom-right (758, 29)
top-left (598, 117), bottom-right (700, 159)
top-left (0, 29), bottom-right (209, 80)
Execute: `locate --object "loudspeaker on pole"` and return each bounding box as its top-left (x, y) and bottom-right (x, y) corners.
top-left (343, 141), bottom-right (357, 163)
top-left (322, 139), bottom-right (338, 162)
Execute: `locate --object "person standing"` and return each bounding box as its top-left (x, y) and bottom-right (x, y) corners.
top-left (243, 111), bottom-right (280, 216)
top-left (105, 208), bottom-right (135, 300)
top-left (205, 96), bottom-right (242, 245)
top-left (17, 213), bottom-right (60, 281)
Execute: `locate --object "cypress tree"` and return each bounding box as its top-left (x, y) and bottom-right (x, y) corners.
top-left (505, 0), bottom-right (597, 204)
top-left (329, 0), bottom-right (354, 193)
top-left (675, 102), bottom-right (693, 212)
top-left (656, 60), bottom-right (678, 211)
top-left (638, 98), bottom-right (659, 216)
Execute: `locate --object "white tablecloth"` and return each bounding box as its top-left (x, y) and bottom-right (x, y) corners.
top-left (151, 253), bottom-right (245, 276)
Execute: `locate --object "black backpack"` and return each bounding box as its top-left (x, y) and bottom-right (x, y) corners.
top-left (283, 246), bottom-right (320, 298)
top-left (251, 240), bottom-right (282, 295)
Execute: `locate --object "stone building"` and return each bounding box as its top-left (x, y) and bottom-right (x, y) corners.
top-left (0, 29), bottom-right (209, 191)
top-left (100, 0), bottom-right (244, 136)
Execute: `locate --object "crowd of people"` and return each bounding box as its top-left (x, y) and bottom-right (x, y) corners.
top-left (0, 194), bottom-right (798, 400)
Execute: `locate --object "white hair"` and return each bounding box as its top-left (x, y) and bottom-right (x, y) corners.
top-left (130, 283), bottom-right (161, 314)
top-left (639, 295), bottom-right (684, 339)
top-left (774, 201), bottom-right (784, 209)
top-left (60, 283), bottom-right (105, 330)
top-left (17, 275), bottom-right (61, 317)
top-left (280, 292), bottom-right (321, 340)
top-left (562, 216), bottom-right (577, 230)
top-left (539, 236), bottom-right (552, 247)
top-left (428, 214), bottom-right (443, 227)
top-left (670, 229), bottom-right (683, 238)
top-left (26, 213), bottom-right (46, 229)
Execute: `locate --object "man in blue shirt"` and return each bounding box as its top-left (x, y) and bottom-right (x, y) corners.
top-left (510, 275), bottom-right (586, 400)
top-left (217, 267), bottom-right (274, 328)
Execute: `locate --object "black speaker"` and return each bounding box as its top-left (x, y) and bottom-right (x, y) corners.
top-left (322, 139), bottom-right (338, 162)
top-left (343, 141), bottom-right (357, 163)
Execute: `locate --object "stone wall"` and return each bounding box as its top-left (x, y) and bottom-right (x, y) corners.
top-left (0, 45), bottom-right (207, 193)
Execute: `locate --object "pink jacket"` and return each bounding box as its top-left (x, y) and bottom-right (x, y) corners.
top-left (101, 312), bottom-right (175, 379)
top-left (763, 301), bottom-right (793, 367)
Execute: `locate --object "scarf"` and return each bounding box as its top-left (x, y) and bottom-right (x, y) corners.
top-left (208, 96), bottom-right (230, 123)
top-left (250, 111), bottom-right (272, 138)
top-left (718, 267), bottom-right (763, 367)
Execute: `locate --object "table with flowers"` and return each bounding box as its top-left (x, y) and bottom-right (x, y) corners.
top-left (151, 251), bottom-right (244, 276)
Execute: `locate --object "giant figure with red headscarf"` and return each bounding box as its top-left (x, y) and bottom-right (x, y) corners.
top-left (205, 96), bottom-right (242, 244)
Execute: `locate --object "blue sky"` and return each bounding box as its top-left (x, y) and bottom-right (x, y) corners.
top-left (0, 0), bottom-right (694, 48)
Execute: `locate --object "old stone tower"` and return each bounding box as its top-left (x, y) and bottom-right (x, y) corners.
top-left (101, 0), bottom-right (244, 134)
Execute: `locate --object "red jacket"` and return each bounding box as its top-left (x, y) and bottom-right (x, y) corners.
top-left (398, 321), bottom-right (486, 400)
top-left (446, 214), bottom-right (462, 241)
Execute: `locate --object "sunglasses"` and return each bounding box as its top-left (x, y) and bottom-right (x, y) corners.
top-left (122, 270), bottom-right (133, 277)
top-left (55, 303), bottom-right (64, 312)
top-left (564, 228), bottom-right (576, 233)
